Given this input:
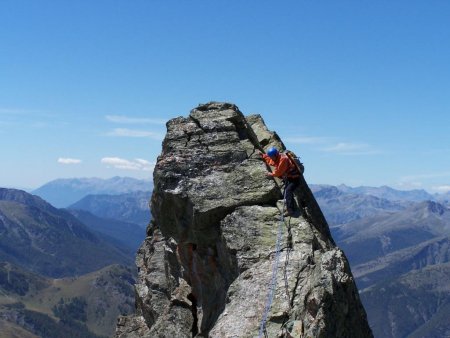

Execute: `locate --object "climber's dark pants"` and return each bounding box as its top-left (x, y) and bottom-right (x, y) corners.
top-left (284, 177), bottom-right (300, 212)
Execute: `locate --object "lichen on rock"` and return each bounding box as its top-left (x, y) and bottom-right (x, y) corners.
top-left (115, 102), bottom-right (373, 338)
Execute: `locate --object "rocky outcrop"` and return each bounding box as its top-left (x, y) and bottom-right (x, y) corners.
top-left (116, 102), bottom-right (372, 338)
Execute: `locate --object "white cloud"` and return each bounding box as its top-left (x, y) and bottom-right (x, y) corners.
top-left (322, 142), bottom-right (379, 155)
top-left (106, 115), bottom-right (166, 125)
top-left (400, 171), bottom-right (450, 182)
top-left (284, 136), bottom-right (330, 145)
top-left (396, 181), bottom-right (424, 189)
top-left (397, 171), bottom-right (450, 192)
top-left (58, 158), bottom-right (82, 164)
top-left (432, 185), bottom-right (450, 193)
top-left (107, 128), bottom-right (164, 140)
top-left (284, 135), bottom-right (381, 156)
top-left (101, 157), bottom-right (154, 172)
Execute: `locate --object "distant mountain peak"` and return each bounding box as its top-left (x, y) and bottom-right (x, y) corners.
top-left (32, 177), bottom-right (153, 208)
top-left (407, 200), bottom-right (448, 216)
top-left (0, 188), bottom-right (52, 210)
top-left (314, 185), bottom-right (343, 199)
top-left (425, 200), bottom-right (446, 215)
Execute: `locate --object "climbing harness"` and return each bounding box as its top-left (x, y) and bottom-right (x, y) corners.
top-left (258, 187), bottom-right (288, 338)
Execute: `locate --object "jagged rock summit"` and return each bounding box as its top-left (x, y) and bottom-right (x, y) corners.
top-left (116, 102), bottom-right (372, 338)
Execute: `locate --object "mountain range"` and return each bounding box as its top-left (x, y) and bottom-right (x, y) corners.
top-left (0, 189), bottom-right (133, 278)
top-left (360, 261), bottom-right (450, 338)
top-left (311, 184), bottom-right (439, 202)
top-left (32, 177), bottom-right (152, 208)
top-left (311, 185), bottom-right (409, 225)
top-left (3, 177), bottom-right (450, 337)
top-left (67, 209), bottom-right (145, 253)
top-left (334, 201), bottom-right (450, 265)
top-left (311, 184), bottom-right (450, 337)
top-left (0, 187), bottom-right (140, 338)
top-left (69, 190), bottom-right (151, 227)
top-left (353, 236), bottom-right (450, 289)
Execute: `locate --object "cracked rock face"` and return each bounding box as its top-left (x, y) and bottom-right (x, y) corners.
top-left (115, 102), bottom-right (373, 338)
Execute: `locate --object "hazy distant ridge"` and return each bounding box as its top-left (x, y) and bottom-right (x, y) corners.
top-left (32, 177), bottom-right (152, 207)
top-left (310, 185), bottom-right (450, 337)
top-left (69, 190), bottom-right (151, 227)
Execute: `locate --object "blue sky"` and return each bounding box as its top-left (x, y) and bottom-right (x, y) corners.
top-left (1, 1), bottom-right (450, 192)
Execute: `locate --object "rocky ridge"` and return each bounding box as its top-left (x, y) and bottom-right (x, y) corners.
top-left (116, 102), bottom-right (372, 337)
top-left (0, 189), bottom-right (132, 278)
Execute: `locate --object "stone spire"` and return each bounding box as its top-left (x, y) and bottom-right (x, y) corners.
top-left (116, 102), bottom-right (372, 338)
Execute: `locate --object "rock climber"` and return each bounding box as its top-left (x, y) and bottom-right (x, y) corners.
top-left (260, 147), bottom-right (301, 217)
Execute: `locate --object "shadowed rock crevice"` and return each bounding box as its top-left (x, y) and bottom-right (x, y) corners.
top-left (115, 102), bottom-right (372, 338)
top-left (187, 293), bottom-right (199, 337)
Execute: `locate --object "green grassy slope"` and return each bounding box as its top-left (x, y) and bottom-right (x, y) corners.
top-left (0, 192), bottom-right (133, 278)
top-left (0, 263), bottom-right (135, 338)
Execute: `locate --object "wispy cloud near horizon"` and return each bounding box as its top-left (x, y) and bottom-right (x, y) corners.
top-left (321, 142), bottom-right (380, 155)
top-left (400, 171), bottom-right (450, 182)
top-left (106, 115), bottom-right (166, 125)
top-left (107, 128), bottom-right (164, 140)
top-left (101, 157), bottom-right (155, 171)
top-left (284, 134), bottom-right (380, 156)
top-left (284, 136), bottom-right (330, 145)
top-left (432, 185), bottom-right (450, 193)
top-left (58, 158), bottom-right (82, 164)
top-left (397, 171), bottom-right (450, 192)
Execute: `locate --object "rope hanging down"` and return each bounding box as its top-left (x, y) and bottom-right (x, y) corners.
top-left (258, 188), bottom-right (288, 338)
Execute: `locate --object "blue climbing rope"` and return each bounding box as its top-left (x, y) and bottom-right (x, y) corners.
top-left (258, 188), bottom-right (287, 338)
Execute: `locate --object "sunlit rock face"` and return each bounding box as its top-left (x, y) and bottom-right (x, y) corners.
top-left (115, 102), bottom-right (372, 338)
